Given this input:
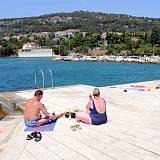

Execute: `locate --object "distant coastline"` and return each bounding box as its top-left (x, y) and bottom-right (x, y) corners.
top-left (53, 55), bottom-right (160, 64)
top-left (1, 54), bottom-right (160, 64)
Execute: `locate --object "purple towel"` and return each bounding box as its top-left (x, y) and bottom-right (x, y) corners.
top-left (24, 121), bottom-right (57, 132)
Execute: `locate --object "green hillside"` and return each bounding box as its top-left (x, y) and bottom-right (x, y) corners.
top-left (0, 11), bottom-right (160, 37)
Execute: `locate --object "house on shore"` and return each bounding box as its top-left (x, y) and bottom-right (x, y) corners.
top-left (18, 42), bottom-right (53, 58)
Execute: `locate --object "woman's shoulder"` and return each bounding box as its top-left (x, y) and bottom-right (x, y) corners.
top-left (98, 98), bottom-right (106, 106)
top-left (101, 97), bottom-right (106, 101)
top-left (97, 97), bottom-right (105, 101)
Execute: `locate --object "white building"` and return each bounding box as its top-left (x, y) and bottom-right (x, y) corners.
top-left (18, 42), bottom-right (53, 57)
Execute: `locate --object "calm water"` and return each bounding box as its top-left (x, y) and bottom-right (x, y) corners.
top-left (0, 58), bottom-right (160, 93)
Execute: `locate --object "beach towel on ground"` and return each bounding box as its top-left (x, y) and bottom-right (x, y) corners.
top-left (24, 120), bottom-right (57, 132)
top-left (126, 87), bottom-right (146, 91)
top-left (129, 85), bottom-right (157, 91)
top-left (130, 85), bottom-right (147, 88)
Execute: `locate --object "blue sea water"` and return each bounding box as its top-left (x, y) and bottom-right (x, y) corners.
top-left (0, 58), bottom-right (160, 93)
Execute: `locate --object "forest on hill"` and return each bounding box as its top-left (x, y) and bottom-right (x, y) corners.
top-left (0, 11), bottom-right (160, 37)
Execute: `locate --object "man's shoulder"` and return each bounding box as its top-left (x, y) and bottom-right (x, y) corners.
top-left (36, 101), bottom-right (44, 108)
top-left (26, 98), bottom-right (42, 106)
top-left (26, 98), bottom-right (34, 102)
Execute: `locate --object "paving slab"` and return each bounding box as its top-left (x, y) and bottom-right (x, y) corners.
top-left (0, 82), bottom-right (160, 160)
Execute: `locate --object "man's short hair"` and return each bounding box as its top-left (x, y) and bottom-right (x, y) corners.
top-left (34, 90), bottom-right (43, 96)
top-left (93, 88), bottom-right (100, 97)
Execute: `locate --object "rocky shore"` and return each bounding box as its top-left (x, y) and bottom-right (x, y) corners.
top-left (53, 55), bottom-right (160, 64)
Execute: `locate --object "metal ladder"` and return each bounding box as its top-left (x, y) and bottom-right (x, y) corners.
top-left (34, 68), bottom-right (54, 89)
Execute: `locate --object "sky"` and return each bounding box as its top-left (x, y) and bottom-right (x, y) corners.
top-left (0, 0), bottom-right (160, 19)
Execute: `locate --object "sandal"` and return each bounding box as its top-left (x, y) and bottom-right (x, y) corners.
top-left (71, 112), bottom-right (76, 119)
top-left (26, 134), bottom-right (34, 140)
top-left (70, 125), bottom-right (76, 131)
top-left (76, 124), bottom-right (82, 130)
top-left (65, 112), bottom-right (70, 118)
top-left (26, 131), bottom-right (37, 140)
top-left (65, 112), bottom-right (76, 119)
top-left (34, 132), bottom-right (42, 142)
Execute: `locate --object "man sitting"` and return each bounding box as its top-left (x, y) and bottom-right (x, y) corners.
top-left (24, 89), bottom-right (65, 127)
top-left (24, 89), bottom-right (65, 141)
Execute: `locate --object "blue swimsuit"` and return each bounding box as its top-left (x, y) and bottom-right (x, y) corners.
top-left (89, 100), bottom-right (108, 125)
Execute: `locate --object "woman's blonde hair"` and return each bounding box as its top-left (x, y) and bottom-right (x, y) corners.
top-left (93, 88), bottom-right (100, 97)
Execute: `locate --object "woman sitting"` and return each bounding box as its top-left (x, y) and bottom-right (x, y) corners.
top-left (76, 88), bottom-right (108, 125)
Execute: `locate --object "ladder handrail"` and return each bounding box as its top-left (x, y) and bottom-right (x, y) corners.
top-left (34, 68), bottom-right (54, 89)
top-left (34, 69), bottom-right (45, 89)
top-left (44, 69), bottom-right (54, 88)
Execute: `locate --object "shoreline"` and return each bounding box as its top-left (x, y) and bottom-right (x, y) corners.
top-left (66, 59), bottom-right (160, 64)
top-left (0, 55), bottom-right (160, 64)
top-left (53, 55), bottom-right (160, 64)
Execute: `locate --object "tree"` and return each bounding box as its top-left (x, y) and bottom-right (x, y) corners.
top-left (151, 27), bottom-right (160, 46)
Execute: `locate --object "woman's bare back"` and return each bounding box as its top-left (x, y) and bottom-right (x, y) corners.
top-left (93, 98), bottom-right (106, 114)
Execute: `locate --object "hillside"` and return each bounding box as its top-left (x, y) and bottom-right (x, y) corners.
top-left (0, 11), bottom-right (160, 37)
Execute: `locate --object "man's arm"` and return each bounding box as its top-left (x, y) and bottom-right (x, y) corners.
top-left (39, 103), bottom-right (49, 117)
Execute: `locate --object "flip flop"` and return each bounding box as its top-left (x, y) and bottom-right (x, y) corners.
top-left (76, 124), bottom-right (82, 130)
top-left (65, 112), bottom-right (76, 118)
top-left (26, 134), bottom-right (34, 140)
top-left (52, 112), bottom-right (55, 115)
top-left (34, 132), bottom-right (42, 142)
top-left (65, 112), bottom-right (70, 118)
top-left (26, 131), bottom-right (37, 140)
top-left (70, 125), bottom-right (76, 131)
top-left (71, 112), bottom-right (76, 119)
top-left (72, 108), bottom-right (80, 112)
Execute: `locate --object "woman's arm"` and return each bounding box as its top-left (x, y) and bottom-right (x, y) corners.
top-left (86, 100), bottom-right (92, 113)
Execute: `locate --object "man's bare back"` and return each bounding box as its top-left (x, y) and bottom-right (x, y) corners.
top-left (24, 98), bottom-right (45, 121)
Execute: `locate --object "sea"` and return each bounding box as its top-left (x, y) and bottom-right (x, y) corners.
top-left (0, 58), bottom-right (160, 93)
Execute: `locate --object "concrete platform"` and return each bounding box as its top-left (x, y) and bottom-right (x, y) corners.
top-left (0, 82), bottom-right (160, 160)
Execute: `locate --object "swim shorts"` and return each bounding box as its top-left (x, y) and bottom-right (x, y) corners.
top-left (24, 119), bottom-right (39, 127)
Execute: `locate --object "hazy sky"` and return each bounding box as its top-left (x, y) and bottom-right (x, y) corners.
top-left (0, 0), bottom-right (160, 19)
